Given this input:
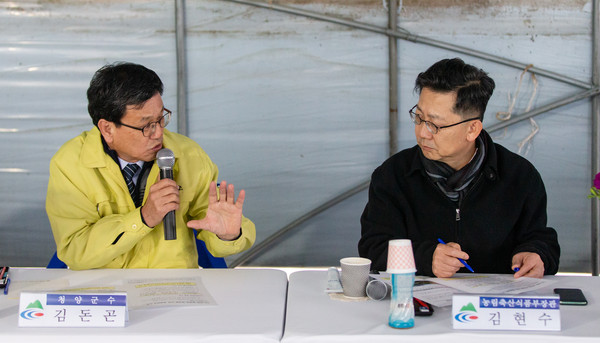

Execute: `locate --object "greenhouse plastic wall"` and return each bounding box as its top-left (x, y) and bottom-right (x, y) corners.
top-left (0, 0), bottom-right (594, 273)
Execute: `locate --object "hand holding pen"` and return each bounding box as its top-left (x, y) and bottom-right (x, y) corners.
top-left (511, 251), bottom-right (544, 279)
top-left (432, 239), bottom-right (475, 278)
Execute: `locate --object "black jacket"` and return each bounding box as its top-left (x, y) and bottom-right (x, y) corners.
top-left (359, 130), bottom-right (560, 276)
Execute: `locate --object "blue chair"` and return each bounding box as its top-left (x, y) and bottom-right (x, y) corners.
top-left (47, 235), bottom-right (227, 269)
top-left (195, 235), bottom-right (227, 268)
top-left (47, 251), bottom-right (68, 269)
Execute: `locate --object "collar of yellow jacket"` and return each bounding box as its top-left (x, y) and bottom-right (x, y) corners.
top-left (80, 127), bottom-right (110, 169)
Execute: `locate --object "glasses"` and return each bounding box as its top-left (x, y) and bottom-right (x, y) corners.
top-left (119, 108), bottom-right (171, 137)
top-left (409, 105), bottom-right (480, 135)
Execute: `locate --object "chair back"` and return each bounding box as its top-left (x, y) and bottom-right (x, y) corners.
top-left (195, 233), bottom-right (227, 268)
top-left (47, 251), bottom-right (68, 269)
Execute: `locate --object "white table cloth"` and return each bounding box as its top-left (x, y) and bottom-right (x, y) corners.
top-left (0, 268), bottom-right (287, 342)
top-left (282, 271), bottom-right (600, 342)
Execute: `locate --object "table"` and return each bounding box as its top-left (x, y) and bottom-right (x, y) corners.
top-left (282, 271), bottom-right (600, 342)
top-left (0, 268), bottom-right (287, 342)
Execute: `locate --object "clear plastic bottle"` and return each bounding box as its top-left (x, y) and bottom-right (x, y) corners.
top-left (388, 272), bottom-right (415, 328)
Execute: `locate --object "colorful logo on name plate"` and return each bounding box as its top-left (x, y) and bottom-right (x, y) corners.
top-left (454, 302), bottom-right (479, 323)
top-left (20, 300), bottom-right (45, 320)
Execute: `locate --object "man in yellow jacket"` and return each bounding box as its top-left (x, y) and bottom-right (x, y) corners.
top-left (46, 62), bottom-right (256, 270)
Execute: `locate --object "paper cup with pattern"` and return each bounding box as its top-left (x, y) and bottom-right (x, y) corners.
top-left (386, 239), bottom-right (417, 274)
top-left (340, 257), bottom-right (371, 298)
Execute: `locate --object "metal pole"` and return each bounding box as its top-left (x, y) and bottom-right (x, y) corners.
top-left (221, 0), bottom-right (600, 269)
top-left (221, 0), bottom-right (591, 90)
top-left (175, 0), bottom-right (188, 136)
top-left (231, 84), bottom-right (599, 266)
top-left (388, 0), bottom-right (398, 156)
top-left (402, 34), bottom-right (591, 90)
top-left (592, 0), bottom-right (600, 276)
top-left (486, 88), bottom-right (600, 133)
top-left (229, 180), bottom-right (371, 267)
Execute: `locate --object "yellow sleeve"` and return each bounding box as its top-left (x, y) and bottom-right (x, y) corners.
top-left (46, 156), bottom-right (152, 270)
top-left (197, 216), bottom-right (256, 258)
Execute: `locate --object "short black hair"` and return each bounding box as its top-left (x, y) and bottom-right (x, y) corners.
top-left (414, 58), bottom-right (495, 121)
top-left (87, 62), bottom-right (164, 126)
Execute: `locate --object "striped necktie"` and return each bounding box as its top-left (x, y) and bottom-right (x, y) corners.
top-left (123, 163), bottom-right (140, 199)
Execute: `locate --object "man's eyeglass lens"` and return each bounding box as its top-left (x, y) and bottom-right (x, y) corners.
top-left (409, 107), bottom-right (440, 134)
top-left (120, 109), bottom-right (171, 137)
top-left (142, 110), bottom-right (171, 136)
top-left (409, 105), bottom-right (479, 134)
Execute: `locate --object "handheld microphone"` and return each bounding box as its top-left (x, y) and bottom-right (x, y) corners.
top-left (156, 148), bottom-right (176, 240)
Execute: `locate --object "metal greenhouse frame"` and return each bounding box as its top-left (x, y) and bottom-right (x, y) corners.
top-left (173, 0), bottom-right (600, 275)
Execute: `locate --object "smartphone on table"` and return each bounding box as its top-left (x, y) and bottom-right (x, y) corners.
top-left (553, 288), bottom-right (588, 306)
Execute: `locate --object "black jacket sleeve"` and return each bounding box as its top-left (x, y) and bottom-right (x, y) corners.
top-left (510, 167), bottom-right (560, 274)
top-left (358, 159), bottom-right (438, 275)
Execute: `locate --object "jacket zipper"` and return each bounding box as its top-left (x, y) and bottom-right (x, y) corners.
top-left (423, 170), bottom-right (487, 241)
top-left (454, 173), bottom-right (485, 242)
top-left (455, 200), bottom-right (461, 243)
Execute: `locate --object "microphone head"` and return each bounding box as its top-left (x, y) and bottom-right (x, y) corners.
top-left (156, 148), bottom-right (175, 169)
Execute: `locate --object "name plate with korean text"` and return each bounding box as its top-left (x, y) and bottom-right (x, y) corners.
top-left (452, 294), bottom-right (560, 331)
top-left (18, 292), bottom-right (127, 327)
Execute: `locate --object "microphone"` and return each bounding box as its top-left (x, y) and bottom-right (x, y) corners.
top-left (156, 148), bottom-right (176, 240)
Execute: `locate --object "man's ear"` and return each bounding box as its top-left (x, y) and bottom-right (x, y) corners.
top-left (466, 119), bottom-right (483, 142)
top-left (97, 119), bottom-right (115, 144)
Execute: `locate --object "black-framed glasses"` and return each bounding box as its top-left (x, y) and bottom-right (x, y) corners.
top-left (409, 105), bottom-right (480, 135)
top-left (119, 108), bottom-right (172, 137)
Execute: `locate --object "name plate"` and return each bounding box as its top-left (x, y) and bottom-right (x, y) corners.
top-left (18, 292), bottom-right (127, 327)
top-left (452, 294), bottom-right (560, 331)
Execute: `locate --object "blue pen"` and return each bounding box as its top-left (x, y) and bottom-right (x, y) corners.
top-left (437, 238), bottom-right (475, 273)
top-left (3, 278), bottom-right (9, 295)
top-left (513, 267), bottom-right (520, 272)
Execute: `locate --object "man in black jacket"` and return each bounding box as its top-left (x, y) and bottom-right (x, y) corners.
top-left (359, 58), bottom-right (560, 278)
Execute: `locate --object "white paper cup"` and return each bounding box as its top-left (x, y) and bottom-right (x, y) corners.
top-left (340, 257), bottom-right (371, 298)
top-left (386, 239), bottom-right (417, 274)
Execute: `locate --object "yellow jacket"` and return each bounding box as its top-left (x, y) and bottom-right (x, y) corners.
top-left (46, 127), bottom-right (255, 270)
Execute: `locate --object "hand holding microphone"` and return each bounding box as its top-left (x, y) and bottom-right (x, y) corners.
top-left (157, 148), bottom-right (177, 240)
top-left (141, 148), bottom-right (179, 238)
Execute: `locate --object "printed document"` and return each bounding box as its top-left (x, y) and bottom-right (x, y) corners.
top-left (429, 274), bottom-right (554, 294)
top-left (124, 277), bottom-right (217, 309)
